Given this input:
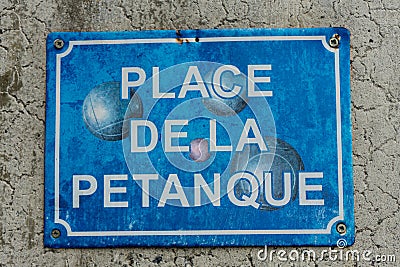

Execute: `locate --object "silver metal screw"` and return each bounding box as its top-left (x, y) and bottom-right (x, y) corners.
top-left (329, 34), bottom-right (340, 48)
top-left (53, 39), bottom-right (64, 49)
top-left (51, 229), bottom-right (61, 238)
top-left (336, 223), bottom-right (347, 235)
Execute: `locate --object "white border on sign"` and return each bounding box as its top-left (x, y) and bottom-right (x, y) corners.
top-left (54, 35), bottom-right (343, 237)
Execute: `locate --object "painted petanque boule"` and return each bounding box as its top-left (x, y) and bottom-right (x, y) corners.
top-left (82, 81), bottom-right (143, 141)
top-left (231, 137), bottom-right (304, 210)
top-left (202, 70), bottom-right (248, 116)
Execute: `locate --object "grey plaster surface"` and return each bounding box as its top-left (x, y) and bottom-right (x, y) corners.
top-left (0, 0), bottom-right (399, 266)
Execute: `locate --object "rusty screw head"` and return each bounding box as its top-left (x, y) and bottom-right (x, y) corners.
top-left (51, 229), bottom-right (61, 238)
top-left (329, 34), bottom-right (340, 48)
top-left (53, 39), bottom-right (64, 49)
top-left (336, 223), bottom-right (347, 235)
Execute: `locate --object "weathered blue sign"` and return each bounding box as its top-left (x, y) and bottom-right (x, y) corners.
top-left (45, 28), bottom-right (354, 248)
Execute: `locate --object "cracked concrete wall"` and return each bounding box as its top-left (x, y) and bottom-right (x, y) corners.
top-left (0, 0), bottom-right (399, 266)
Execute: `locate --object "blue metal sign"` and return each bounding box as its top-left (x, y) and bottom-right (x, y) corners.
top-left (45, 28), bottom-right (354, 248)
